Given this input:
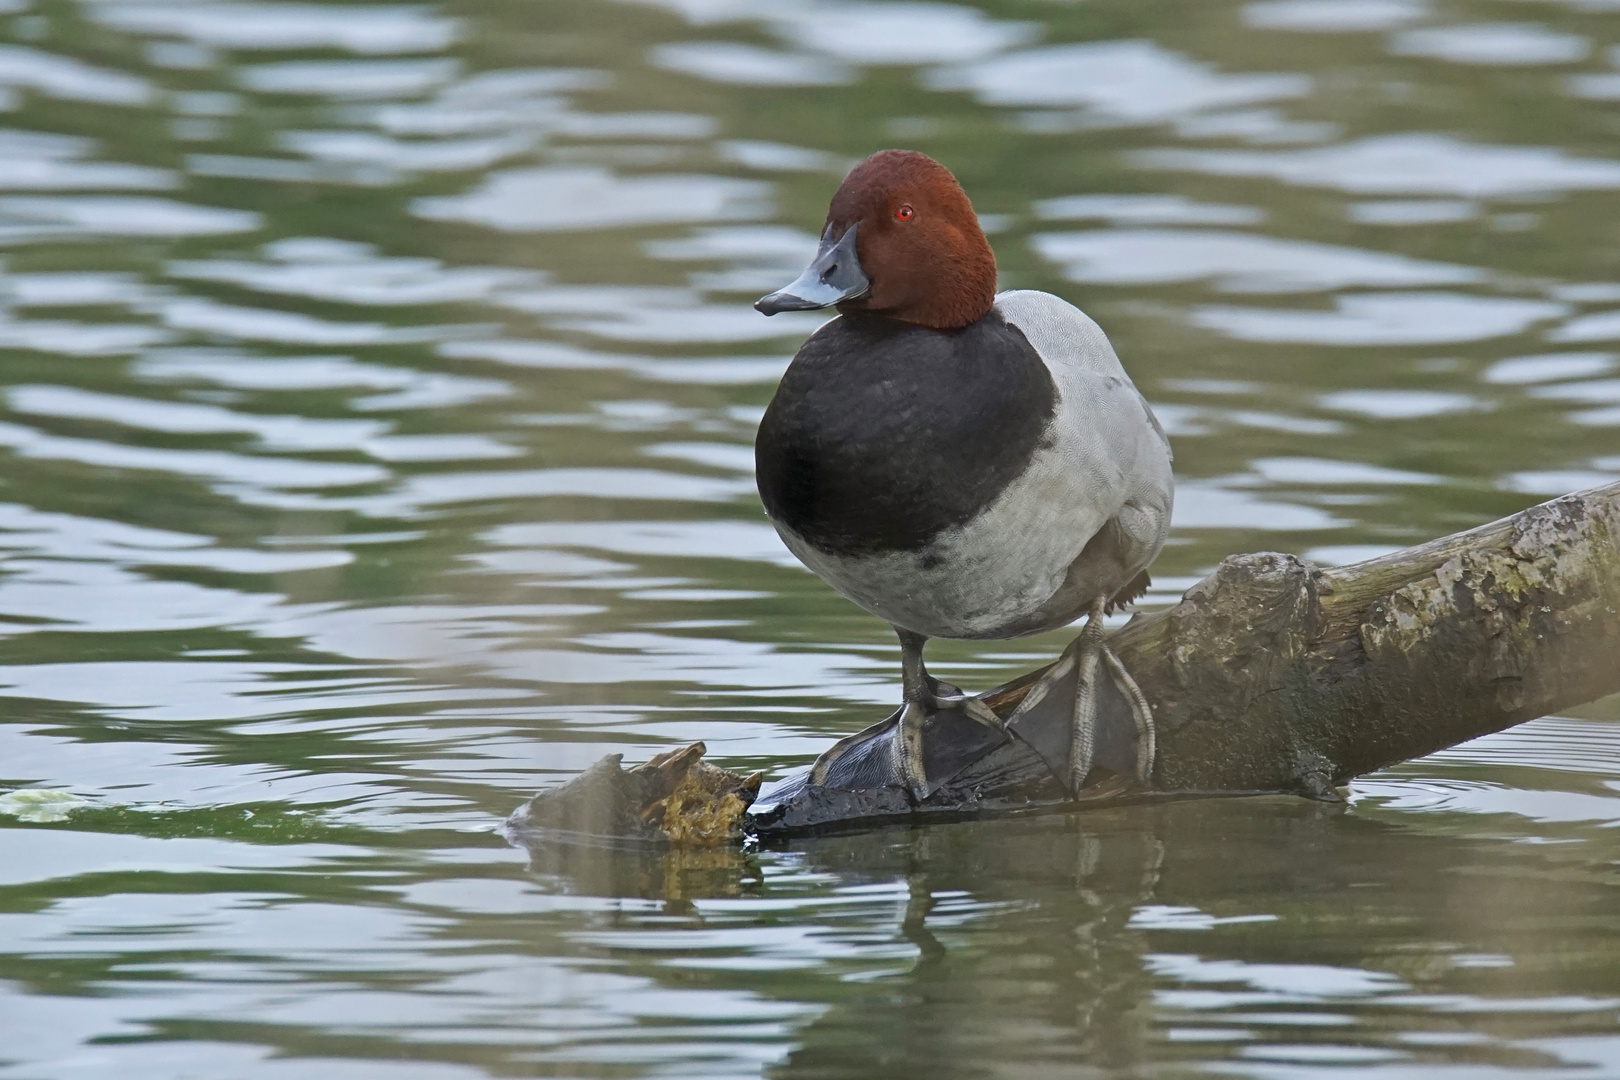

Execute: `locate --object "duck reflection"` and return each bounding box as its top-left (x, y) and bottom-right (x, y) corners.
top-left (770, 809), bottom-right (1184, 1077)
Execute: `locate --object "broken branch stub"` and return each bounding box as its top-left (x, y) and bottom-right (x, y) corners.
top-left (505, 742), bottom-right (761, 846)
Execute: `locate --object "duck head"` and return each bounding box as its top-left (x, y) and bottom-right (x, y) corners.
top-left (755, 149), bottom-right (997, 331)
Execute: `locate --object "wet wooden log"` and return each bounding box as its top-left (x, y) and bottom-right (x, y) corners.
top-left (1118, 479), bottom-right (1620, 797)
top-left (513, 481), bottom-right (1620, 842)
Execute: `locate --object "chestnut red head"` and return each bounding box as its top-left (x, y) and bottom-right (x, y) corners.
top-left (755, 150), bottom-right (997, 331)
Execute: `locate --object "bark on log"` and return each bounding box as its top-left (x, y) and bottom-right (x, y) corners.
top-left (1123, 479), bottom-right (1620, 796)
top-left (510, 482), bottom-right (1620, 844)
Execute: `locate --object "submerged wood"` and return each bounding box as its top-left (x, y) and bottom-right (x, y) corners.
top-left (505, 742), bottom-right (761, 846)
top-left (514, 482), bottom-right (1620, 842)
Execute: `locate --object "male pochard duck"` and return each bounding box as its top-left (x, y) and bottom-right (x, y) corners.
top-left (754, 150), bottom-right (1174, 802)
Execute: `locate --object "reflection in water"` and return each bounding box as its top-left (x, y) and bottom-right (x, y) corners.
top-left (1138, 134), bottom-right (1620, 197)
top-left (1, 0), bottom-right (1619, 1075)
top-left (929, 39), bottom-right (1310, 125)
top-left (1033, 227), bottom-right (1484, 292)
top-left (1390, 22), bottom-right (1590, 67)
top-left (1192, 291), bottom-right (1567, 345)
top-left (503, 777), bottom-right (1620, 1080)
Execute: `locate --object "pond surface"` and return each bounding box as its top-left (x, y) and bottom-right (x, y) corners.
top-left (2, 0), bottom-right (1620, 1075)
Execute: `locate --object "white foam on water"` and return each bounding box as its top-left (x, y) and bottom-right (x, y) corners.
top-left (0, 788), bottom-right (91, 822)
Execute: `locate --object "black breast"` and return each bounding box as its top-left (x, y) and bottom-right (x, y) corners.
top-left (755, 311), bottom-right (1057, 556)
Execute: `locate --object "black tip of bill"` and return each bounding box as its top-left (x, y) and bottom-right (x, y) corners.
top-left (754, 291), bottom-right (826, 315)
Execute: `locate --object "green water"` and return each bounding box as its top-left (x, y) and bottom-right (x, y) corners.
top-left (2, 0), bottom-right (1620, 1075)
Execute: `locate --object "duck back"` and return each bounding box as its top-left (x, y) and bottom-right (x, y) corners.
top-left (756, 311), bottom-right (1057, 557)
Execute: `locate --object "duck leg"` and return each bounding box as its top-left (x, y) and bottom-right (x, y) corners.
top-left (892, 627), bottom-right (1003, 801)
top-left (805, 627), bottom-right (1008, 801)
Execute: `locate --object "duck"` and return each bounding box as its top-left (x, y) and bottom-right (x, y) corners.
top-left (753, 149), bottom-right (1174, 804)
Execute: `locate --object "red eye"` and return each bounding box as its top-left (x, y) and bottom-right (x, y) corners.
top-left (895, 204), bottom-right (915, 221)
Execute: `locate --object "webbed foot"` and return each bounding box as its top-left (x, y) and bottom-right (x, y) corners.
top-left (1005, 598), bottom-right (1157, 796)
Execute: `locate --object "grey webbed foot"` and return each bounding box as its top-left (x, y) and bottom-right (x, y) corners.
top-left (894, 696), bottom-right (931, 803)
top-left (1005, 597), bottom-right (1157, 796)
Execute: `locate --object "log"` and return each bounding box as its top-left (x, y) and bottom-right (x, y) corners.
top-left (1123, 479), bottom-right (1620, 795)
top-left (508, 481), bottom-right (1620, 844)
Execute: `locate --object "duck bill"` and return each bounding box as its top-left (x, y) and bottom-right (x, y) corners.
top-left (755, 223), bottom-right (870, 315)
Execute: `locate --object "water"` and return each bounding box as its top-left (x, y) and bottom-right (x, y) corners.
top-left (1, 0), bottom-right (1619, 1075)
